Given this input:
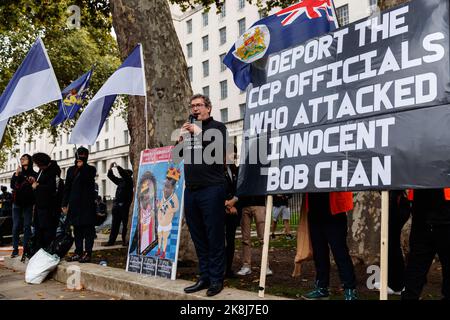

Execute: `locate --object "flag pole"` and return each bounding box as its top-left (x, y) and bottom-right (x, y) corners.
top-left (380, 190), bottom-right (389, 300)
top-left (139, 43), bottom-right (149, 150)
top-left (258, 195), bottom-right (273, 298)
top-left (330, 0), bottom-right (341, 29)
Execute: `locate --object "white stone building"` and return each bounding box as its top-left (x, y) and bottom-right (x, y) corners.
top-left (0, 0), bottom-right (374, 197)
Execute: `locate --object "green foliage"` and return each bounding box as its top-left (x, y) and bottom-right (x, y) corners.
top-left (168, 0), bottom-right (299, 12)
top-left (0, 0), bottom-right (120, 165)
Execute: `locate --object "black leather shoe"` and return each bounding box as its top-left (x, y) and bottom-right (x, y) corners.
top-left (184, 279), bottom-right (210, 294)
top-left (206, 282), bottom-right (223, 297)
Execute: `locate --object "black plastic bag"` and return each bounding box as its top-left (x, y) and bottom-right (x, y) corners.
top-left (48, 215), bottom-right (74, 258)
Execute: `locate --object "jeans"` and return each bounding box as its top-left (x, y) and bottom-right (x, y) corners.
top-left (12, 204), bottom-right (33, 253)
top-left (184, 185), bottom-right (226, 284)
top-left (309, 213), bottom-right (356, 289)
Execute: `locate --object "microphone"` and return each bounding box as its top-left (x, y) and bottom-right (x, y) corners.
top-left (189, 114), bottom-right (197, 123)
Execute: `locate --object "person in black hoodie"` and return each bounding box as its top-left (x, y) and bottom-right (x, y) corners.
top-left (10, 154), bottom-right (37, 258)
top-left (105, 162), bottom-right (133, 246)
top-left (402, 189), bottom-right (450, 300)
top-left (31, 153), bottom-right (61, 252)
top-left (62, 147), bottom-right (97, 263)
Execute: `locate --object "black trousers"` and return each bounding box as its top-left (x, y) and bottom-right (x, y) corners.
top-left (388, 193), bottom-right (411, 291)
top-left (34, 208), bottom-right (57, 252)
top-left (185, 185), bottom-right (226, 284)
top-left (402, 222), bottom-right (450, 300)
top-left (309, 213), bottom-right (356, 289)
top-left (109, 204), bottom-right (130, 244)
top-left (225, 210), bottom-right (241, 274)
top-left (74, 225), bottom-right (96, 255)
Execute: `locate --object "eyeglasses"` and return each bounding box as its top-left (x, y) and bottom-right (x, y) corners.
top-left (190, 103), bottom-right (206, 109)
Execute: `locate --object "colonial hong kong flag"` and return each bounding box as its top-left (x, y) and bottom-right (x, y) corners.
top-left (69, 44), bottom-right (146, 145)
top-left (51, 68), bottom-right (93, 127)
top-left (0, 37), bottom-right (62, 122)
top-left (224, 0), bottom-right (338, 91)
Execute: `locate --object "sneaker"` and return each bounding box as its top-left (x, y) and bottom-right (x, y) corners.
top-left (67, 253), bottom-right (82, 262)
top-left (302, 286), bottom-right (329, 300)
top-left (373, 282), bottom-right (402, 295)
top-left (285, 234), bottom-right (294, 240)
top-left (10, 251), bottom-right (19, 258)
top-left (266, 267), bottom-right (273, 276)
top-left (236, 266), bottom-right (252, 276)
top-left (344, 288), bottom-right (358, 300)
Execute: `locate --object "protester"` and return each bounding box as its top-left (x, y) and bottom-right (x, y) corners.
top-left (302, 192), bottom-right (357, 300)
top-left (178, 94), bottom-right (228, 297)
top-left (236, 195), bottom-right (271, 276)
top-left (224, 144), bottom-right (241, 278)
top-left (402, 189), bottom-right (450, 300)
top-left (105, 163), bottom-right (133, 246)
top-left (62, 147), bottom-right (97, 263)
top-left (31, 153), bottom-right (61, 252)
top-left (10, 154), bottom-right (37, 258)
top-left (95, 196), bottom-right (107, 227)
top-left (271, 194), bottom-right (293, 240)
top-left (0, 186), bottom-right (13, 217)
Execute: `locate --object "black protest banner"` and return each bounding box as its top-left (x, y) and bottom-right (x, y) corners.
top-left (237, 0), bottom-right (450, 196)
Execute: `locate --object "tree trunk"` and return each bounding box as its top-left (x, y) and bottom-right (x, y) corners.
top-left (110, 0), bottom-right (196, 262)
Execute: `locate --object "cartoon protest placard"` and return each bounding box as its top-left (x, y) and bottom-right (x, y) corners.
top-left (127, 146), bottom-right (184, 280)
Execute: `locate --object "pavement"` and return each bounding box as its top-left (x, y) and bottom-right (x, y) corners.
top-left (0, 266), bottom-right (116, 300)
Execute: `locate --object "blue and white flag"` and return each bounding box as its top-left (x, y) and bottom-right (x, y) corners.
top-left (51, 68), bottom-right (93, 127)
top-left (69, 44), bottom-right (146, 145)
top-left (0, 119), bottom-right (7, 144)
top-left (223, 0), bottom-right (337, 90)
top-left (0, 37), bottom-right (62, 122)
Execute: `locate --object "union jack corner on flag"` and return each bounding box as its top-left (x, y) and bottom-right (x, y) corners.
top-left (223, 0), bottom-right (338, 91)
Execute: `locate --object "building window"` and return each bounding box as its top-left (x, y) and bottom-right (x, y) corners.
top-left (96, 141), bottom-right (100, 151)
top-left (66, 150), bottom-right (69, 158)
top-left (59, 151), bottom-right (62, 160)
top-left (187, 42), bottom-right (193, 58)
top-left (59, 135), bottom-right (63, 144)
top-left (220, 53), bottom-right (227, 71)
top-left (88, 145), bottom-right (92, 153)
top-left (202, 86), bottom-right (210, 97)
top-left (337, 5), bottom-right (349, 26)
top-left (369, 0), bottom-right (378, 14)
top-left (122, 156), bottom-right (129, 169)
top-left (186, 19), bottom-right (192, 34)
top-left (202, 11), bottom-right (208, 27)
top-left (102, 180), bottom-right (107, 197)
top-left (23, 143), bottom-right (26, 152)
top-left (187, 66), bottom-right (193, 82)
top-left (220, 108), bottom-right (228, 123)
top-left (219, 1), bottom-right (226, 18)
top-left (259, 9), bottom-right (268, 20)
top-left (33, 141), bottom-right (36, 150)
top-left (238, 18), bottom-right (246, 36)
top-left (238, 0), bottom-right (245, 10)
top-left (105, 139), bottom-right (109, 149)
top-left (239, 103), bottom-right (246, 119)
top-left (202, 35), bottom-right (209, 51)
top-left (219, 27), bottom-right (226, 45)
top-left (53, 153), bottom-right (56, 160)
top-left (102, 160), bottom-right (107, 173)
top-left (220, 80), bottom-right (228, 100)
top-left (124, 130), bottom-right (129, 144)
top-left (202, 60), bottom-right (209, 78)
top-left (105, 119), bottom-right (109, 132)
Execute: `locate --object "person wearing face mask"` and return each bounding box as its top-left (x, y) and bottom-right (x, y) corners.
top-left (62, 147), bottom-right (97, 263)
top-left (31, 153), bottom-right (62, 252)
top-left (10, 154), bottom-right (37, 258)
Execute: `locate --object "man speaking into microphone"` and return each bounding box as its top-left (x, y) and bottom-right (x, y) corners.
top-left (178, 94), bottom-right (228, 297)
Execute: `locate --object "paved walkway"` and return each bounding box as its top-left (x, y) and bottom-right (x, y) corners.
top-left (0, 266), bottom-right (116, 300)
